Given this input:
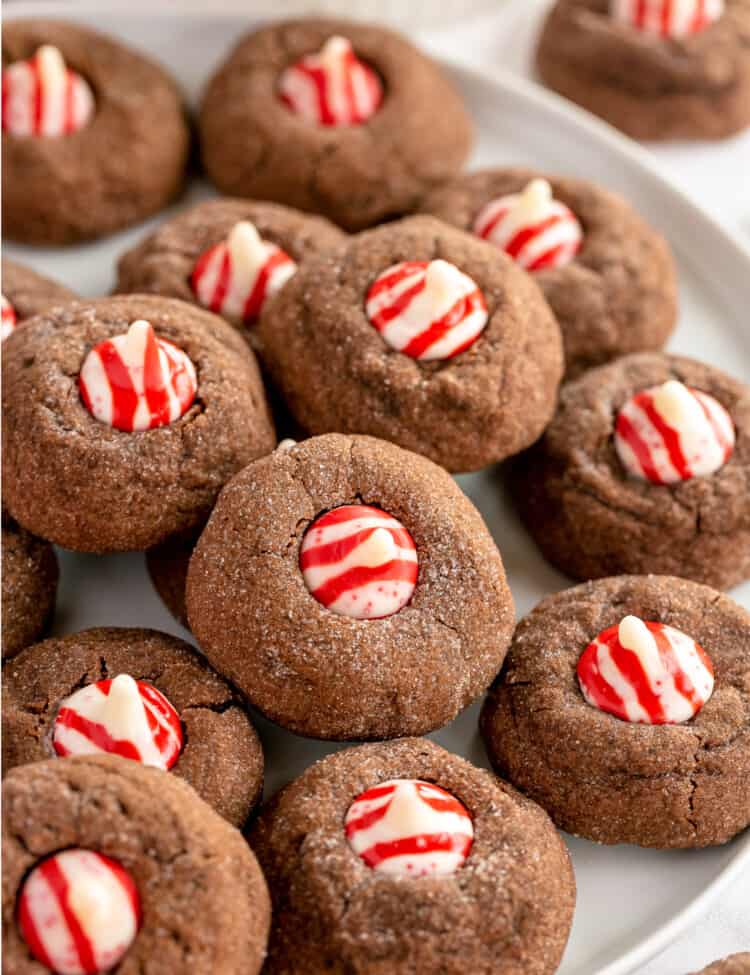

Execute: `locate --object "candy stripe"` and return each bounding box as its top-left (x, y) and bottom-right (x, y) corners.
top-left (578, 618), bottom-right (714, 725)
top-left (345, 779), bottom-right (473, 877)
top-left (614, 382), bottom-right (735, 485)
top-left (1, 294), bottom-right (17, 341)
top-left (300, 505), bottom-right (418, 619)
top-left (53, 708), bottom-right (144, 761)
top-left (278, 36), bottom-right (382, 127)
top-left (365, 260), bottom-right (488, 362)
top-left (611, 0), bottom-right (723, 36)
top-left (2, 46), bottom-right (94, 136)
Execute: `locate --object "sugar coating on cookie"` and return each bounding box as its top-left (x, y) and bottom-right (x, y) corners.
top-left (17, 849), bottom-right (141, 975)
top-left (365, 259), bottom-right (488, 361)
top-left (79, 319), bottom-right (197, 432)
top-left (345, 779), bottom-right (474, 876)
top-left (473, 178), bottom-right (583, 272)
top-left (2, 45), bottom-right (94, 137)
top-left (278, 35), bottom-right (383, 126)
top-left (191, 220), bottom-right (297, 325)
top-left (578, 615), bottom-right (714, 724)
top-left (300, 504), bottom-right (418, 619)
top-left (614, 379), bottom-right (735, 484)
top-left (52, 673), bottom-right (183, 770)
top-left (610, 0), bottom-right (724, 37)
top-left (2, 294), bottom-right (17, 341)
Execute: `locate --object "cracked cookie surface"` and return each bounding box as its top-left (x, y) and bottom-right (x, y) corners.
top-left (480, 575), bottom-right (750, 847)
top-left (2, 627), bottom-right (264, 827)
top-left (1, 295), bottom-right (276, 552)
top-left (198, 18), bottom-right (473, 231)
top-left (3, 19), bottom-right (190, 244)
top-left (186, 434), bottom-right (515, 740)
top-left (512, 353), bottom-right (750, 589)
top-left (250, 737), bottom-right (575, 975)
top-left (255, 215), bottom-right (564, 473)
top-left (420, 167), bottom-right (677, 380)
top-left (535, 0), bottom-right (750, 140)
top-left (3, 754), bottom-right (270, 974)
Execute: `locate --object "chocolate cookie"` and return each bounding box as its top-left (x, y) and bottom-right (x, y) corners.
top-left (2, 295), bottom-right (276, 552)
top-left (186, 434), bottom-right (515, 740)
top-left (255, 216), bottom-right (563, 472)
top-left (249, 737), bottom-right (575, 975)
top-left (421, 167), bottom-right (677, 379)
top-left (536, 0), bottom-right (750, 141)
top-left (480, 574), bottom-right (750, 847)
top-left (116, 198), bottom-right (347, 343)
top-left (694, 955), bottom-right (750, 975)
top-left (147, 533), bottom-right (194, 628)
top-left (3, 755), bottom-right (270, 974)
top-left (3, 19), bottom-right (189, 245)
top-left (199, 18), bottom-right (473, 231)
top-left (1, 511), bottom-right (58, 659)
top-left (513, 353), bottom-right (750, 589)
top-left (2, 627), bottom-right (264, 827)
top-left (2, 258), bottom-right (76, 339)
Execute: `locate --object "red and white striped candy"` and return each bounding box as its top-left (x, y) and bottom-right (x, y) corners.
top-left (52, 674), bottom-right (183, 771)
top-left (17, 849), bottom-right (140, 975)
top-left (2, 293), bottom-right (17, 341)
top-left (345, 779), bottom-right (474, 877)
top-left (614, 379), bottom-right (735, 485)
top-left (473, 178), bottom-right (583, 272)
top-left (365, 259), bottom-right (488, 361)
top-left (610, 0), bottom-right (724, 37)
top-left (578, 615), bottom-right (714, 724)
top-left (191, 221), bottom-right (297, 326)
top-left (79, 319), bottom-right (197, 433)
top-left (299, 504), bottom-right (418, 619)
top-left (278, 35), bottom-right (382, 127)
top-left (2, 45), bottom-right (94, 137)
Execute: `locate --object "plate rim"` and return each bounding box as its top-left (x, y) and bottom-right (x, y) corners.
top-left (4, 5), bottom-right (749, 974)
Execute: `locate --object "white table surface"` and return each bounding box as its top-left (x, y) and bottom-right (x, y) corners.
top-left (4, 2), bottom-right (748, 971)
top-left (419, 5), bottom-right (749, 973)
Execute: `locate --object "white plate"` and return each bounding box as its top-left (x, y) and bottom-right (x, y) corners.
top-left (4, 6), bottom-right (750, 975)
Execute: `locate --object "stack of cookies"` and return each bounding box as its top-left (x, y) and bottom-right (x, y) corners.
top-left (2, 10), bottom-right (748, 975)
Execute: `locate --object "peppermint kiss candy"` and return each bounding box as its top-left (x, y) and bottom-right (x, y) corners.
top-left (278, 35), bottom-right (383, 126)
top-left (578, 615), bottom-right (715, 724)
top-left (52, 673), bottom-right (183, 770)
top-left (2, 45), bottom-right (95, 137)
top-left (79, 319), bottom-right (197, 432)
top-left (299, 504), bottom-right (418, 619)
top-left (473, 178), bottom-right (583, 272)
top-left (365, 259), bottom-right (488, 361)
top-left (345, 779), bottom-right (474, 876)
top-left (191, 221), bottom-right (297, 325)
top-left (614, 379), bottom-right (735, 485)
top-left (17, 849), bottom-right (140, 975)
top-left (610, 0), bottom-right (724, 37)
top-left (2, 293), bottom-right (17, 341)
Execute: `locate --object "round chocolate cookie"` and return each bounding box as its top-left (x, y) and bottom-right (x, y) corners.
top-left (693, 955), bottom-right (750, 975)
top-left (420, 167), bottom-right (677, 379)
top-left (1, 511), bottom-right (58, 660)
top-left (2, 627), bottom-right (264, 827)
top-left (249, 737), bottom-right (575, 975)
top-left (255, 215), bottom-right (563, 472)
top-left (116, 198), bottom-right (347, 342)
top-left (3, 20), bottom-right (189, 245)
top-left (187, 434), bottom-right (515, 740)
top-left (513, 353), bottom-right (750, 589)
top-left (147, 533), bottom-right (195, 628)
top-left (199, 18), bottom-right (473, 231)
top-left (480, 575), bottom-right (750, 848)
top-left (3, 755), bottom-right (270, 974)
top-left (535, 0), bottom-right (750, 141)
top-left (2, 295), bottom-right (276, 552)
top-left (2, 258), bottom-right (77, 330)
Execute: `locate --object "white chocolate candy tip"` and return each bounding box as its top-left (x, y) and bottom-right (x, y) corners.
top-left (652, 379), bottom-right (703, 427)
top-left (356, 526), bottom-right (398, 568)
top-left (37, 45), bottom-right (66, 81)
top-left (618, 614), bottom-right (650, 649)
top-left (228, 220), bottom-right (267, 269)
top-left (277, 438), bottom-right (297, 451)
top-left (320, 35), bottom-right (352, 65)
